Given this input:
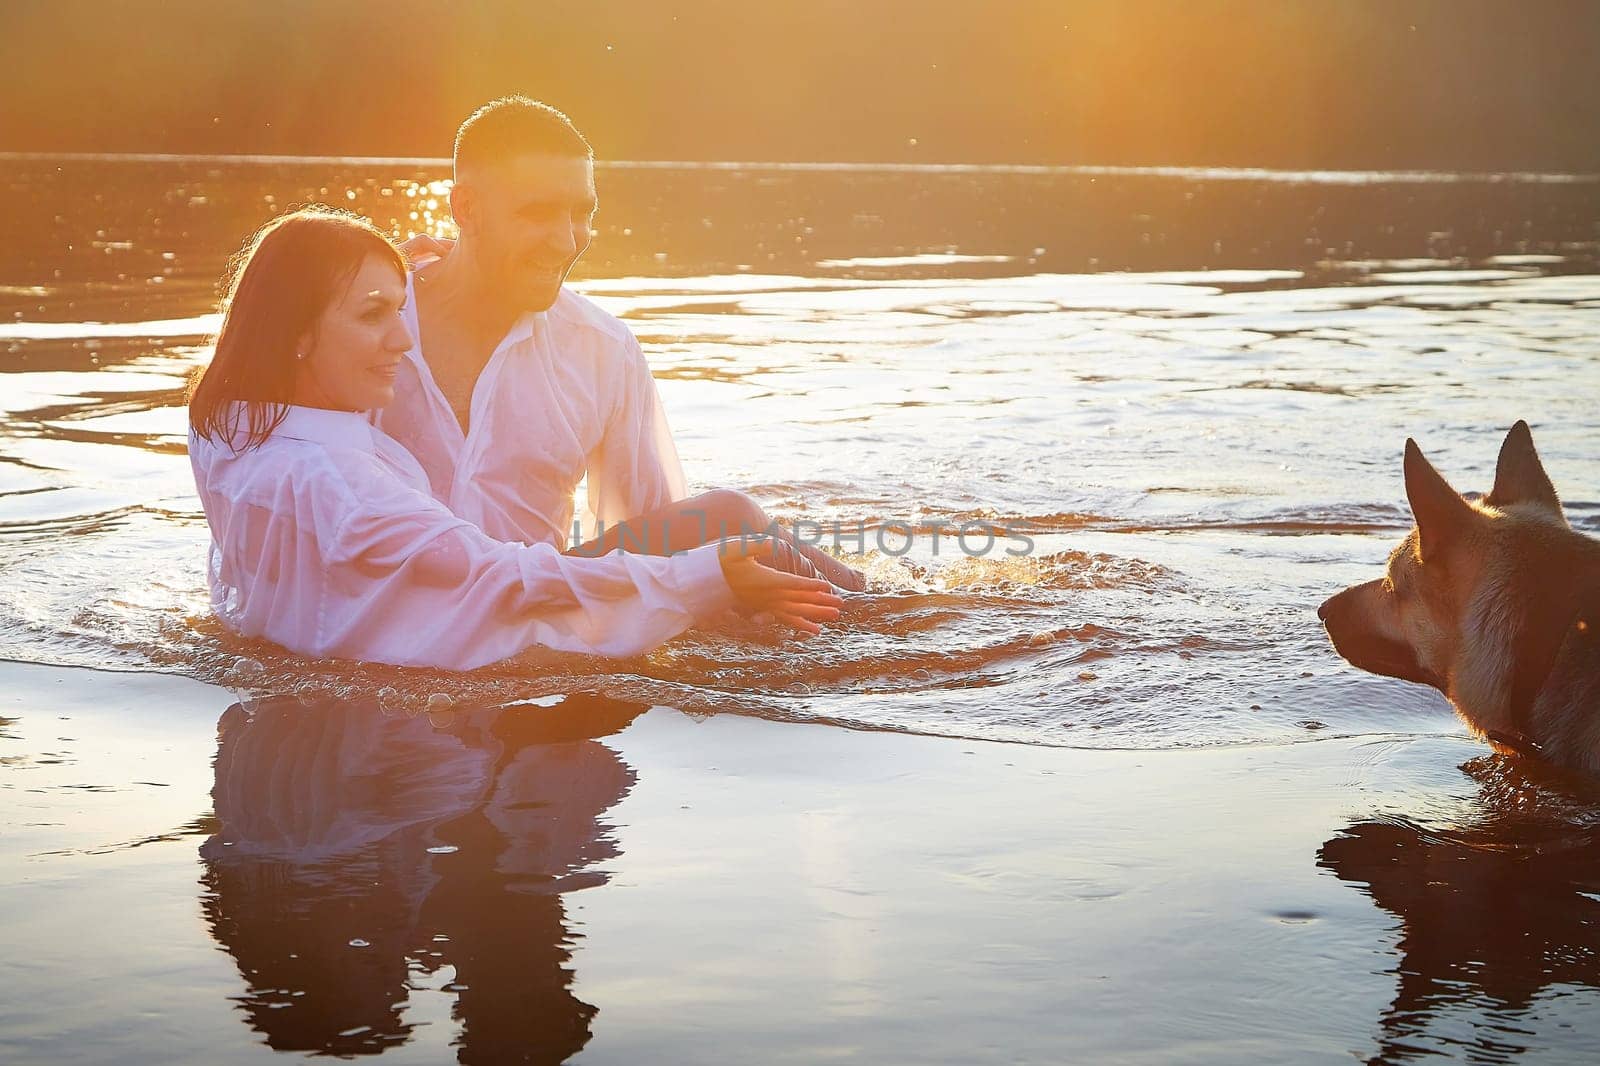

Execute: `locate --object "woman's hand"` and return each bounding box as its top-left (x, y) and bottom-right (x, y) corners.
top-left (718, 538), bottom-right (847, 636)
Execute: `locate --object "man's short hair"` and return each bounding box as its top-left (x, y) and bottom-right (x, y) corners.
top-left (454, 96), bottom-right (593, 175)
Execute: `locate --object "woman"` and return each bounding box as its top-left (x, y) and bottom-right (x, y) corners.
top-left (188, 207), bottom-right (843, 669)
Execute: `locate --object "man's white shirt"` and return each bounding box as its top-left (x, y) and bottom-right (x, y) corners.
top-left (376, 274), bottom-right (687, 549)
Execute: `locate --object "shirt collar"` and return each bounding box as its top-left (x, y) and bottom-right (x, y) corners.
top-left (402, 268), bottom-right (546, 373)
top-left (500, 308), bottom-right (541, 351)
top-left (274, 405), bottom-right (378, 452)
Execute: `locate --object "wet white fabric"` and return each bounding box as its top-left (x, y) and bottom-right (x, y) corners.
top-left (189, 405), bottom-right (732, 669)
top-left (375, 275), bottom-right (687, 549)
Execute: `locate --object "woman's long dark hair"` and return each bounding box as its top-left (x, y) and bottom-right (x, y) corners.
top-left (188, 206), bottom-right (407, 450)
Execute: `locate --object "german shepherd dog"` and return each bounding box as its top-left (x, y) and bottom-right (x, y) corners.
top-left (1319, 422), bottom-right (1600, 773)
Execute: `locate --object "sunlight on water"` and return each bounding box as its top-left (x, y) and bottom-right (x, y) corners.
top-left (389, 177), bottom-right (455, 240)
top-left (2, 158), bottom-right (1598, 749)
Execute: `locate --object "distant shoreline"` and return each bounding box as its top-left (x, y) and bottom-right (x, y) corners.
top-left (3, 152), bottom-right (1597, 185)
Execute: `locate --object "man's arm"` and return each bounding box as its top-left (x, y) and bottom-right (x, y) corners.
top-left (578, 327), bottom-right (867, 592)
top-left (583, 333), bottom-right (687, 539)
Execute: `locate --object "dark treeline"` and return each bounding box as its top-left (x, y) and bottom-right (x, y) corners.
top-left (3, 0), bottom-right (1597, 171)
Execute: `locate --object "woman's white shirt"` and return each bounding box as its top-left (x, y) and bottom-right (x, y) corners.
top-left (374, 276), bottom-right (686, 549)
top-left (188, 405), bottom-right (732, 669)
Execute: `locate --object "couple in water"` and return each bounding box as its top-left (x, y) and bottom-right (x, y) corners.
top-left (187, 97), bottom-right (863, 670)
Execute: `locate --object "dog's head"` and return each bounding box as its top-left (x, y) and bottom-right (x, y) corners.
top-left (1318, 421), bottom-right (1566, 698)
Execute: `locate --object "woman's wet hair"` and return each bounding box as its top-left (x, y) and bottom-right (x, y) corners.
top-left (187, 206), bottom-right (406, 450)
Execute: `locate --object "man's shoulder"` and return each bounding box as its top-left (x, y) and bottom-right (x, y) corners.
top-left (546, 286), bottom-right (640, 354)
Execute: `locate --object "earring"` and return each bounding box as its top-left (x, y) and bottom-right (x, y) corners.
top-left (295, 351), bottom-right (306, 361)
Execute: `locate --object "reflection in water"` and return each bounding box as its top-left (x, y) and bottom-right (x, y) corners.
top-left (199, 692), bottom-right (646, 1062)
top-left (1319, 757), bottom-right (1600, 1065)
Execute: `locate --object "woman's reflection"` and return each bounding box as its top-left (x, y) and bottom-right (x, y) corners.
top-left (1318, 755), bottom-right (1600, 1064)
top-left (198, 692), bottom-right (646, 1063)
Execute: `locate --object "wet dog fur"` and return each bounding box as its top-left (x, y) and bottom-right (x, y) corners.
top-left (1319, 422), bottom-right (1600, 773)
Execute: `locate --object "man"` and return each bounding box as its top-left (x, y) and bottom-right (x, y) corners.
top-left (382, 95), bottom-right (865, 591)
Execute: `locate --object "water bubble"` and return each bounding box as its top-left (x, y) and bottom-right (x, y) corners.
top-left (426, 692), bottom-right (456, 728)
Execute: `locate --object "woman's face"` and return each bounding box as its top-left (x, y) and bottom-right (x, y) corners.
top-left (293, 253), bottom-right (412, 412)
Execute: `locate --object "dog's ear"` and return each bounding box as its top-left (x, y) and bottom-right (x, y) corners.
top-left (1404, 439), bottom-right (1477, 561)
top-left (1487, 420), bottom-right (1563, 518)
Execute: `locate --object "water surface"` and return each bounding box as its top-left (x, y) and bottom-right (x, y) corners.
top-left (3, 157), bottom-right (1600, 1064)
top-left (2, 157), bottom-right (1597, 746)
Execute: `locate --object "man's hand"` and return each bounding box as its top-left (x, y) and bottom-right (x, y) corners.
top-left (399, 233), bottom-right (456, 265)
top-left (718, 539), bottom-right (846, 637)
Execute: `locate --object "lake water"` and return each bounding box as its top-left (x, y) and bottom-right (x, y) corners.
top-left (4, 156), bottom-right (1598, 745)
top-left (3, 157), bottom-right (1600, 1063)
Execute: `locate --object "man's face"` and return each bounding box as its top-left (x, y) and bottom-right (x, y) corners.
top-left (460, 153), bottom-right (596, 313)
